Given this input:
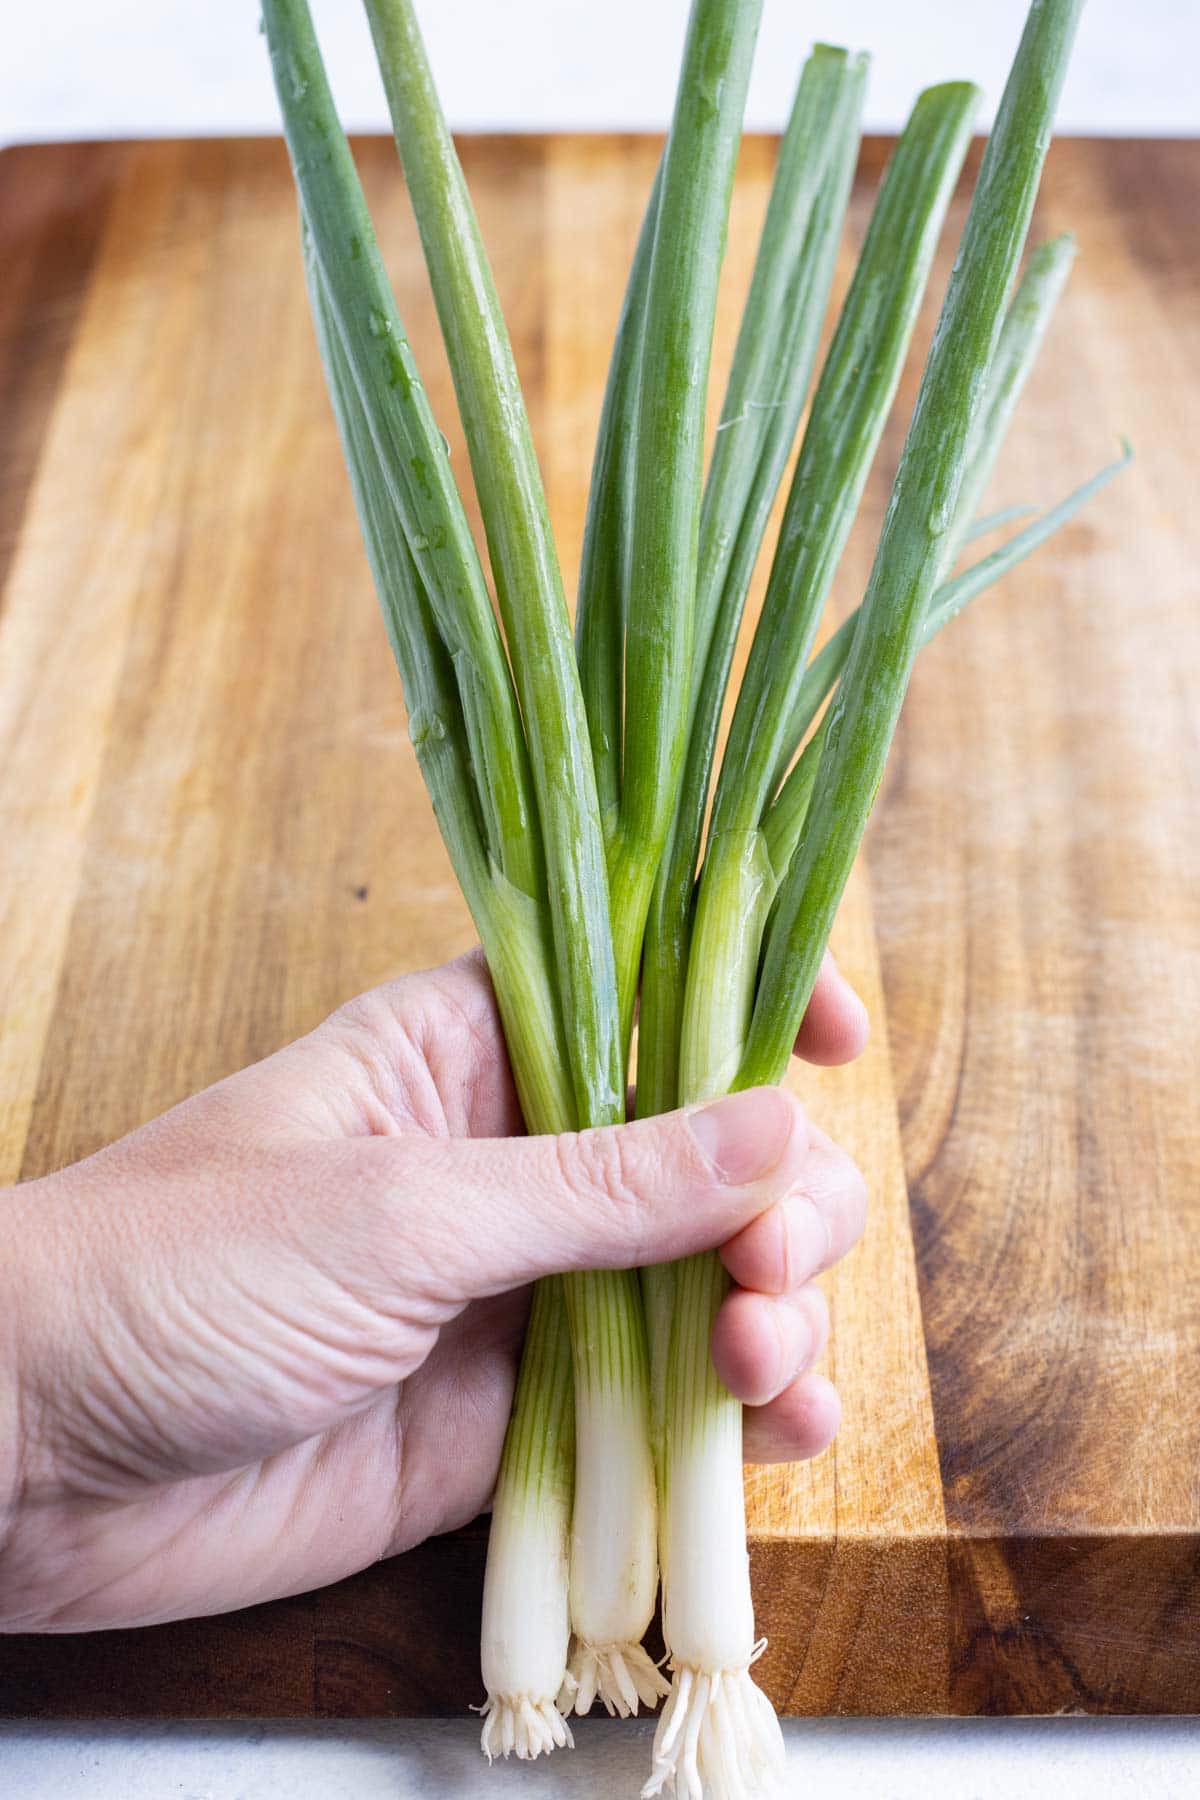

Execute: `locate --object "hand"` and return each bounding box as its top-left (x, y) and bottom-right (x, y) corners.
top-left (0, 950), bottom-right (867, 1632)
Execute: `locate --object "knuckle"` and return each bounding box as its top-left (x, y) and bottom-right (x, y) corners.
top-left (560, 1124), bottom-right (629, 1203)
top-left (788, 1144), bottom-right (867, 1272)
top-left (801, 1280), bottom-right (830, 1341)
top-left (555, 1125), bottom-right (650, 1251)
top-left (839, 1144), bottom-right (867, 1198)
top-left (327, 980), bottom-right (410, 1042)
top-left (838, 1152), bottom-right (869, 1232)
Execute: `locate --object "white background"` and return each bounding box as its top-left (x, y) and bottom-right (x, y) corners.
top-left (4, 2), bottom-right (1198, 1796)
top-left (2, 1716), bottom-right (1199, 1799)
top-left (4, 0), bottom-right (1199, 145)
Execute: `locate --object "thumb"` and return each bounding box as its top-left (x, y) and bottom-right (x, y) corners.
top-left (357, 1085), bottom-right (812, 1301)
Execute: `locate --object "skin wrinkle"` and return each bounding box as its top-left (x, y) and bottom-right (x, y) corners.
top-left (412, 957), bottom-right (518, 1138)
top-left (16, 1144), bottom-right (460, 1497)
top-left (215, 1265), bottom-right (436, 1426)
top-left (711, 1281), bottom-right (827, 1408)
top-left (776, 1202), bottom-right (794, 1294)
top-left (65, 1276), bottom-right (260, 1493)
top-left (33, 1157), bottom-right (446, 1502)
top-left (281, 1401), bottom-right (402, 1570)
top-left (261, 1146), bottom-right (455, 1330)
top-left (46, 1473), bottom-right (240, 1631)
top-left (348, 1134), bottom-right (538, 1307)
top-left (551, 1123), bottom-right (656, 1258)
top-left (324, 1007), bottom-right (435, 1137)
top-left (0, 1304), bottom-right (31, 1563)
top-left (0, 951), bottom-right (866, 1631)
top-left (48, 1444), bottom-right (318, 1630)
top-left (770, 1307), bottom-right (794, 1416)
top-left (779, 1284), bottom-right (828, 1390)
top-left (13, 1198), bottom-right (175, 1497)
top-left (737, 1143), bottom-right (857, 1288)
top-left (12, 1408), bottom-right (410, 1633)
top-left (389, 1290), bottom-right (525, 1553)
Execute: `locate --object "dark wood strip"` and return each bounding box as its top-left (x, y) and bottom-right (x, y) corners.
top-left (948, 1535), bottom-right (1200, 1715)
top-left (0, 143), bottom-right (128, 611)
top-left (0, 1592), bottom-right (316, 1719)
top-left (870, 132), bottom-right (1200, 1700)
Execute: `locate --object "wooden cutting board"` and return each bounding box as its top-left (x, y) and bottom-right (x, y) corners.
top-left (0, 133), bottom-right (1196, 1719)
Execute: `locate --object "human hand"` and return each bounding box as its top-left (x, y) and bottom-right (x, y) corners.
top-left (0, 950), bottom-right (867, 1632)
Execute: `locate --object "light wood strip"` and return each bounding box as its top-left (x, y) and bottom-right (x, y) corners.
top-left (0, 144), bottom-right (216, 1183)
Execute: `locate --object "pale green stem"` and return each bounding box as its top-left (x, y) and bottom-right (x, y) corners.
top-left (607, 0), bottom-right (763, 1052)
top-left (743, 0), bottom-right (1087, 1088)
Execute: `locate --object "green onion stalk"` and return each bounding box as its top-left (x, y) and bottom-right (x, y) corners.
top-left (266, 0), bottom-right (654, 1755)
top-left (599, 0), bottom-right (763, 1054)
top-left (304, 266), bottom-right (584, 1759)
top-left (762, 444), bottom-right (1133, 882)
top-left (360, 0), bottom-right (671, 1734)
top-left (581, 20), bottom-right (869, 1469)
top-left (635, 41), bottom-right (869, 1504)
top-left (637, 41), bottom-right (869, 1131)
top-left (746, 0), bottom-right (1087, 1082)
top-left (641, 5), bottom-right (1090, 1795)
top-left (637, 74), bottom-right (979, 1797)
top-left (563, 0), bottom-right (765, 1720)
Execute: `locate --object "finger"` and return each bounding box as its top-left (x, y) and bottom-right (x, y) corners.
top-left (711, 1282), bottom-right (830, 1406)
top-left (792, 951), bottom-right (869, 1067)
top-left (327, 950), bottom-right (523, 1139)
top-left (352, 1085), bottom-right (818, 1302)
top-left (742, 1372), bottom-right (842, 1464)
top-left (229, 948), bottom-right (522, 1143)
top-left (718, 1137), bottom-right (867, 1294)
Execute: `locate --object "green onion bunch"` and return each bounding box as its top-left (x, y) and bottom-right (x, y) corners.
top-left (263, 0), bottom-right (1121, 1792)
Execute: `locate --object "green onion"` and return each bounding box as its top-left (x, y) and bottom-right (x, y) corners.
top-left (638, 43), bottom-right (867, 1128)
top-left (636, 42), bottom-right (869, 1485)
top-left (264, 3), bottom-right (540, 913)
top-left (362, 0), bottom-right (669, 1726)
top-left (604, 0), bottom-right (763, 1053)
top-left (704, 82), bottom-right (978, 855)
top-left (763, 227), bottom-right (1081, 807)
top-left (762, 442), bottom-right (1134, 879)
top-left (967, 501), bottom-right (1038, 541)
top-left (576, 159), bottom-right (662, 832)
top-left (644, 7), bottom-right (1089, 1796)
top-left (363, 0), bottom-right (622, 1127)
top-left (266, 0), bottom-right (653, 1752)
top-left (669, 70), bottom-right (979, 1113)
top-left (693, 45), bottom-right (868, 679)
top-left (640, 77), bottom-right (979, 1799)
top-left (944, 231), bottom-right (1078, 575)
top-left (560, 0), bottom-right (767, 1719)
top-left (478, 1277), bottom-right (576, 1760)
top-left (262, 1), bottom-right (1120, 1790)
top-left (304, 246), bottom-right (574, 1133)
top-left (744, 0), bottom-right (1087, 1089)
top-left (671, 69), bottom-right (980, 1097)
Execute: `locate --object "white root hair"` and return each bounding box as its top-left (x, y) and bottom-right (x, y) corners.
top-left (560, 1638), bottom-right (671, 1718)
top-left (476, 1692), bottom-right (574, 1762)
top-left (642, 1650), bottom-right (785, 1800)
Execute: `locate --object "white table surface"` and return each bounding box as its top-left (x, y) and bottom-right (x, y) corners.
top-left (5, 0), bottom-right (1199, 145)
top-left (2, 1717), bottom-right (1198, 1798)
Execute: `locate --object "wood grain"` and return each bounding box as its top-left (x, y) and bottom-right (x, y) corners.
top-left (0, 134), bottom-right (1196, 1718)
